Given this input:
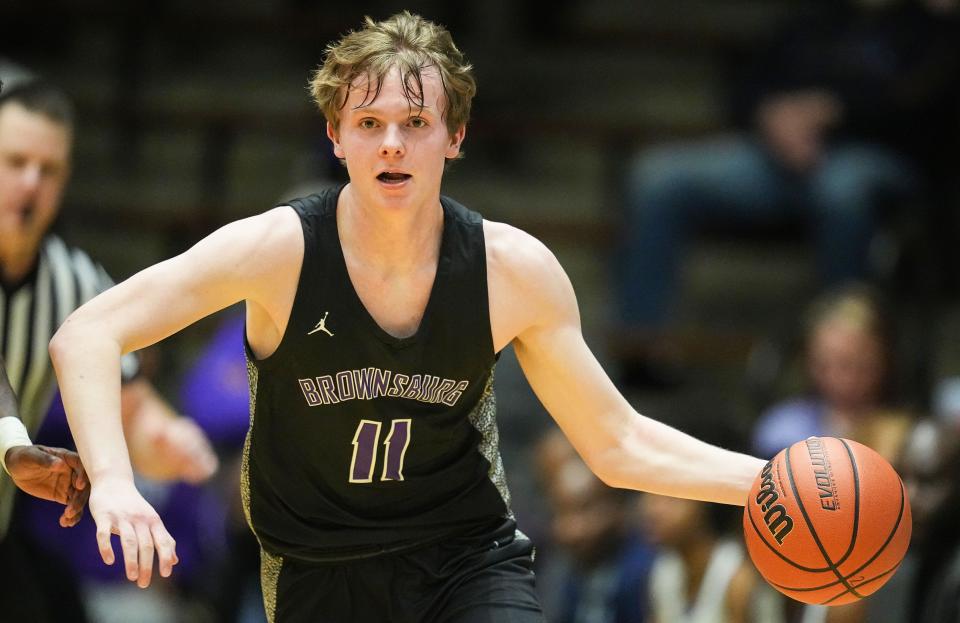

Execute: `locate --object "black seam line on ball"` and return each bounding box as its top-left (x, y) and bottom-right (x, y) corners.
top-left (773, 478), bottom-right (906, 594)
top-left (747, 493), bottom-right (834, 573)
top-left (819, 563), bottom-right (902, 606)
top-left (832, 438), bottom-right (861, 568)
top-left (773, 558), bottom-right (902, 595)
top-left (786, 444), bottom-right (864, 600)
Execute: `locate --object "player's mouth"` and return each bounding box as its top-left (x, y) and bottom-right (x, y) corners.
top-left (376, 171), bottom-right (412, 186)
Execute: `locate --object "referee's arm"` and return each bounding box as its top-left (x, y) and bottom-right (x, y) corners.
top-left (0, 355), bottom-right (88, 526)
top-left (0, 356), bottom-right (17, 422)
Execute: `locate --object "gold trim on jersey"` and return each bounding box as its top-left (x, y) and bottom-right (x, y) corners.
top-left (466, 367), bottom-right (514, 516)
top-left (242, 357), bottom-right (283, 622)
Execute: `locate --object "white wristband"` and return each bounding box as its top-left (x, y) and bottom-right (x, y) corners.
top-left (0, 417), bottom-right (33, 475)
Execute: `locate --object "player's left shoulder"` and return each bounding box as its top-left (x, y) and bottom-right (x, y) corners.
top-left (483, 220), bottom-right (575, 337)
top-left (483, 219), bottom-right (562, 285)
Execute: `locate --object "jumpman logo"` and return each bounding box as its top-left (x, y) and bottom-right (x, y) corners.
top-left (308, 312), bottom-right (335, 337)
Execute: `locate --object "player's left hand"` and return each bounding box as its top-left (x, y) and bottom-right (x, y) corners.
top-left (149, 417), bottom-right (219, 484)
top-left (6, 445), bottom-right (89, 527)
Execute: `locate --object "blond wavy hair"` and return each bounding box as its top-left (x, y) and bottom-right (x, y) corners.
top-left (309, 12), bottom-right (476, 138)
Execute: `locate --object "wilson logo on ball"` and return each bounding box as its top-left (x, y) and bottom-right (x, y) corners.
top-left (756, 461), bottom-right (795, 545)
top-left (805, 437), bottom-right (839, 510)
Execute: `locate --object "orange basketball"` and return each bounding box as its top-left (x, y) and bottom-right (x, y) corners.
top-left (742, 437), bottom-right (911, 606)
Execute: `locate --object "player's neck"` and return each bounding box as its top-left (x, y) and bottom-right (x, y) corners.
top-left (338, 183), bottom-right (444, 272)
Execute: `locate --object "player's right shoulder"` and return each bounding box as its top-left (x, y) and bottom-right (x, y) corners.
top-left (204, 206), bottom-right (302, 254)
top-left (231, 205), bottom-right (302, 239)
top-left (180, 206), bottom-right (304, 284)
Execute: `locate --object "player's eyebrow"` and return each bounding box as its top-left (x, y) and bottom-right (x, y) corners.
top-left (348, 102), bottom-right (436, 117)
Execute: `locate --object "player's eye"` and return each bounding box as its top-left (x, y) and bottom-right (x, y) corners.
top-left (359, 118), bottom-right (378, 129)
top-left (409, 117), bottom-right (427, 128)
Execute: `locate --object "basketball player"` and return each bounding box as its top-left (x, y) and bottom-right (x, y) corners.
top-left (50, 13), bottom-right (766, 621)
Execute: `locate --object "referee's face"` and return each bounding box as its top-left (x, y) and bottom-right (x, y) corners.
top-left (0, 102), bottom-right (70, 262)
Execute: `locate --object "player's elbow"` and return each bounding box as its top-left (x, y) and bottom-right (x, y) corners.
top-left (48, 323), bottom-right (79, 368)
top-left (582, 431), bottom-right (667, 493)
top-left (580, 441), bottom-right (636, 491)
top-left (49, 317), bottom-right (98, 365)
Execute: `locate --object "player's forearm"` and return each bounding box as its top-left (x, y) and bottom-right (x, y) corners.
top-left (596, 411), bottom-right (764, 506)
top-left (49, 328), bottom-right (134, 484)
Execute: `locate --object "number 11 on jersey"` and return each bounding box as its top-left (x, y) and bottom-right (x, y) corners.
top-left (350, 419), bottom-right (412, 483)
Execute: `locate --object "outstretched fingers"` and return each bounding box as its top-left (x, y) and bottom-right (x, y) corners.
top-left (95, 518), bottom-right (115, 565)
top-left (134, 523), bottom-right (155, 588)
top-left (150, 520), bottom-right (178, 578)
top-left (118, 520), bottom-right (140, 582)
top-left (89, 483), bottom-right (176, 587)
top-left (94, 514), bottom-right (176, 587)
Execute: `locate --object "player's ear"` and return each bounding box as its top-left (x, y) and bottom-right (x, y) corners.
top-left (327, 122), bottom-right (345, 159)
top-left (445, 124), bottom-right (466, 159)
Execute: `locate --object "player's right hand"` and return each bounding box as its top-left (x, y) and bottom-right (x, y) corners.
top-left (89, 475), bottom-right (178, 589)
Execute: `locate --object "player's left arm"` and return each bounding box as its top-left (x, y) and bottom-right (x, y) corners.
top-left (492, 224), bottom-right (764, 506)
top-left (88, 261), bottom-right (217, 485)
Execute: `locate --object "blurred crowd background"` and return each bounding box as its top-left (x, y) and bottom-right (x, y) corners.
top-left (3, 0), bottom-right (960, 621)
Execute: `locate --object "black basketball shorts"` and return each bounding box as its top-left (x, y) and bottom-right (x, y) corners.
top-left (264, 519), bottom-right (544, 623)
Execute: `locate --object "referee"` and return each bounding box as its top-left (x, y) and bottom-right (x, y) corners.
top-left (0, 48), bottom-right (87, 538)
top-left (0, 66), bottom-right (218, 618)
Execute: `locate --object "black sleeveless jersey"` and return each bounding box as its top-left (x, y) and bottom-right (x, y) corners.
top-left (241, 186), bottom-right (513, 562)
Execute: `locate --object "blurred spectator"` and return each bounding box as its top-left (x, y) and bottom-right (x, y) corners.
top-left (639, 410), bottom-right (782, 623)
top-left (867, 418), bottom-right (960, 622)
top-left (752, 285), bottom-right (912, 463)
top-left (932, 375), bottom-right (960, 429)
top-left (640, 493), bottom-right (783, 623)
top-left (615, 0), bottom-right (960, 384)
top-left (900, 418), bottom-right (960, 622)
top-left (535, 428), bottom-right (654, 623)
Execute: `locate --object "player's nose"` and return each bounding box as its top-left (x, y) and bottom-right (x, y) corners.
top-left (379, 125), bottom-right (405, 158)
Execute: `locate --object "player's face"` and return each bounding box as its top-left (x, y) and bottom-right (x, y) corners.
top-left (0, 103), bottom-right (71, 260)
top-left (327, 66), bottom-right (464, 210)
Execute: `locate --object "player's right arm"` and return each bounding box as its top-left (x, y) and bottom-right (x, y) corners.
top-left (48, 206), bottom-right (303, 588)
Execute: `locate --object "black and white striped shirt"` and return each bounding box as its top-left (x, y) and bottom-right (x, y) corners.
top-left (1, 234), bottom-right (138, 538)
top-left (1, 234), bottom-right (138, 433)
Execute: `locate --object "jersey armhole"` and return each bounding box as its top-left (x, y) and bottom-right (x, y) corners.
top-left (245, 204), bottom-right (310, 371)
